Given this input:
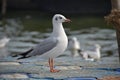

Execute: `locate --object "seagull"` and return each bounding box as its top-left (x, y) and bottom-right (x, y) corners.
top-left (17, 14), bottom-right (71, 73)
top-left (0, 37), bottom-right (10, 59)
top-left (0, 37), bottom-right (10, 48)
top-left (80, 44), bottom-right (101, 61)
top-left (68, 37), bottom-right (81, 57)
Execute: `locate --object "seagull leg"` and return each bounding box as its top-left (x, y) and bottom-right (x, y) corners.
top-left (49, 58), bottom-right (60, 73)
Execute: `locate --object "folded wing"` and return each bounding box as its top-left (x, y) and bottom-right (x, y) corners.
top-left (18, 38), bottom-right (58, 59)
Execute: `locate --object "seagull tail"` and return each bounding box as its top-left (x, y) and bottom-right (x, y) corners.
top-left (78, 49), bottom-right (83, 57)
top-left (78, 49), bottom-right (82, 53)
top-left (17, 48), bottom-right (33, 60)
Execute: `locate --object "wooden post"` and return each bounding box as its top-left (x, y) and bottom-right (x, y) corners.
top-left (111, 0), bottom-right (120, 10)
top-left (1, 0), bottom-right (7, 36)
top-left (1, 0), bottom-right (7, 18)
top-left (105, 0), bottom-right (120, 62)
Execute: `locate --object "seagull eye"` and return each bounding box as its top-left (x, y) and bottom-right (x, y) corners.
top-left (55, 17), bottom-right (58, 21)
top-left (59, 16), bottom-right (62, 19)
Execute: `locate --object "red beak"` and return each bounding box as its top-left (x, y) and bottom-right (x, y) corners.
top-left (64, 19), bottom-right (71, 22)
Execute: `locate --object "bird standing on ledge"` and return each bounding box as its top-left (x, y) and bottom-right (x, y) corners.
top-left (68, 37), bottom-right (81, 57)
top-left (17, 14), bottom-right (71, 73)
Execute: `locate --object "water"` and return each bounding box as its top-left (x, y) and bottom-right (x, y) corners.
top-left (0, 18), bottom-right (118, 58)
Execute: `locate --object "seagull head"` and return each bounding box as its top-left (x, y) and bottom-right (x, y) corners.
top-left (69, 37), bottom-right (77, 43)
top-left (71, 37), bottom-right (77, 41)
top-left (94, 44), bottom-right (101, 49)
top-left (52, 14), bottom-right (71, 23)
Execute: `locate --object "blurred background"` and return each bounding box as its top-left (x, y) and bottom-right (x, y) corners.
top-left (0, 0), bottom-right (118, 59)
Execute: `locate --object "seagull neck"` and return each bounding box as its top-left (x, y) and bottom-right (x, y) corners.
top-left (96, 48), bottom-right (100, 55)
top-left (52, 22), bottom-right (66, 36)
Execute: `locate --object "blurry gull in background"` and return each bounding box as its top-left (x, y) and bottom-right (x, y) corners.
top-left (17, 14), bottom-right (71, 73)
top-left (68, 37), bottom-right (81, 57)
top-left (0, 37), bottom-right (10, 48)
top-left (80, 44), bottom-right (101, 61)
top-left (0, 37), bottom-right (10, 60)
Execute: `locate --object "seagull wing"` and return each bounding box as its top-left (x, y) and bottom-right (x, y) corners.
top-left (18, 37), bottom-right (58, 59)
top-left (26, 37), bottom-right (58, 57)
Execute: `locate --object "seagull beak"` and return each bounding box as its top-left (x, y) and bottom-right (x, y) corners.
top-left (64, 19), bottom-right (71, 22)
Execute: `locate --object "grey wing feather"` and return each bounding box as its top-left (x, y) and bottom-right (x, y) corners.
top-left (27, 38), bottom-right (58, 57)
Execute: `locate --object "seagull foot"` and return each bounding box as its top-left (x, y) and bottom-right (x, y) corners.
top-left (50, 69), bottom-right (60, 73)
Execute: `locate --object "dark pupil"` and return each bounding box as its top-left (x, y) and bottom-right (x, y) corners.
top-left (59, 17), bottom-right (62, 19)
top-left (55, 17), bottom-right (58, 21)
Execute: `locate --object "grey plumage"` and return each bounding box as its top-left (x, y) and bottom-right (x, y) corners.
top-left (18, 37), bottom-right (58, 59)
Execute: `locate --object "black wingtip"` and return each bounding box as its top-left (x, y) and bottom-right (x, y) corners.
top-left (78, 49), bottom-right (82, 53)
top-left (17, 56), bottom-right (30, 60)
top-left (17, 48), bottom-right (33, 60)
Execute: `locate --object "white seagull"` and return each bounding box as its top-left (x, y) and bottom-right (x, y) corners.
top-left (68, 37), bottom-right (81, 57)
top-left (17, 14), bottom-right (71, 73)
top-left (0, 37), bottom-right (10, 59)
top-left (0, 37), bottom-right (10, 48)
top-left (80, 44), bottom-right (101, 61)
